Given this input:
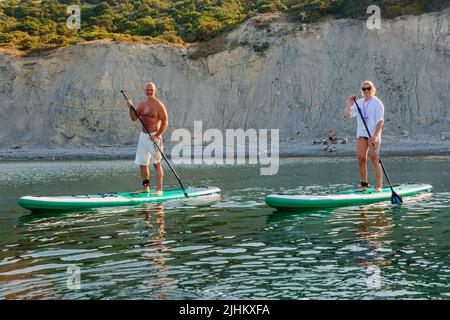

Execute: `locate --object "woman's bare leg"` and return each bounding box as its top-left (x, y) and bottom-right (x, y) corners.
top-left (369, 141), bottom-right (383, 191)
top-left (356, 137), bottom-right (369, 186)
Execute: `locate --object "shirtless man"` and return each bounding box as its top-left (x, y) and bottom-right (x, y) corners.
top-left (127, 83), bottom-right (169, 194)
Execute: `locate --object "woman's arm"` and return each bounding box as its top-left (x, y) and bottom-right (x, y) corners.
top-left (371, 100), bottom-right (385, 142)
top-left (370, 120), bottom-right (384, 143)
top-left (373, 121), bottom-right (384, 137)
top-left (343, 95), bottom-right (356, 119)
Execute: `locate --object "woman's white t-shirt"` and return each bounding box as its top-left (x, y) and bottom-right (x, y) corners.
top-left (350, 96), bottom-right (385, 139)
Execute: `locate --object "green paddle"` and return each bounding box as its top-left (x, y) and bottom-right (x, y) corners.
top-left (353, 97), bottom-right (403, 204)
top-left (121, 90), bottom-right (189, 198)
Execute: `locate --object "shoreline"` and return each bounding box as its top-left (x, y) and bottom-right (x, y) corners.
top-left (1, 138), bottom-right (450, 161)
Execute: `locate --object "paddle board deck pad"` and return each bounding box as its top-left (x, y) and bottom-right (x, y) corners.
top-left (265, 184), bottom-right (432, 210)
top-left (18, 186), bottom-right (221, 212)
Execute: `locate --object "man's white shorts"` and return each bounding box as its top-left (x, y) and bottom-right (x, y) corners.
top-left (134, 132), bottom-right (163, 166)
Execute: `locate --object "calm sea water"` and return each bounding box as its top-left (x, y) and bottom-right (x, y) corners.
top-left (0, 157), bottom-right (449, 299)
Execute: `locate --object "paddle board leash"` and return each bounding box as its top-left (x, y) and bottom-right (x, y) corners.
top-left (121, 90), bottom-right (189, 198)
top-left (353, 97), bottom-right (403, 204)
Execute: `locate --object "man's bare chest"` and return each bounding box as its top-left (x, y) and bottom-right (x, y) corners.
top-left (140, 104), bottom-right (159, 118)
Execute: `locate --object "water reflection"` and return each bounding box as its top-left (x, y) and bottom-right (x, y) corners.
top-left (0, 253), bottom-right (57, 299)
top-left (137, 205), bottom-right (176, 299)
top-left (265, 208), bottom-right (335, 226)
top-left (18, 211), bottom-right (76, 224)
top-left (1, 158), bottom-right (449, 299)
top-left (353, 206), bottom-right (392, 295)
top-left (0, 223), bottom-right (60, 300)
top-left (354, 206), bottom-right (392, 266)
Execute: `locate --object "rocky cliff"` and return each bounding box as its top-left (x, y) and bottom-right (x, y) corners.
top-left (0, 10), bottom-right (449, 148)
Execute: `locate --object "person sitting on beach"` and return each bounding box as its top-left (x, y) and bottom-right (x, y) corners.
top-left (343, 80), bottom-right (385, 192)
top-left (323, 130), bottom-right (337, 152)
top-left (327, 130), bottom-right (337, 143)
top-left (127, 83), bottom-right (168, 195)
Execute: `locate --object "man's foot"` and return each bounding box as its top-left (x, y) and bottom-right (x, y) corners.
top-left (356, 181), bottom-right (369, 192)
top-left (152, 189), bottom-right (163, 196)
top-left (143, 179), bottom-right (151, 193)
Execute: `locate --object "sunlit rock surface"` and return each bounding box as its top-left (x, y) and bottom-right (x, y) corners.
top-left (0, 10), bottom-right (448, 147)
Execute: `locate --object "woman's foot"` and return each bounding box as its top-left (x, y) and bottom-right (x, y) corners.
top-left (374, 187), bottom-right (382, 192)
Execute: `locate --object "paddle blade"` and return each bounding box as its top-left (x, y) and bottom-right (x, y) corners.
top-left (391, 191), bottom-right (403, 205)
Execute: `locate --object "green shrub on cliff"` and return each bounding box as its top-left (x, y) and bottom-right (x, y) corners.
top-left (0, 0), bottom-right (448, 55)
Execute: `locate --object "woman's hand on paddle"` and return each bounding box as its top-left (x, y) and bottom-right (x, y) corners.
top-left (370, 136), bottom-right (379, 144)
top-left (344, 95), bottom-right (357, 119)
top-left (348, 95), bottom-right (357, 104)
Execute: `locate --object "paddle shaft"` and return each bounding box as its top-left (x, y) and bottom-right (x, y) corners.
top-left (121, 90), bottom-right (189, 198)
top-left (352, 97), bottom-right (396, 192)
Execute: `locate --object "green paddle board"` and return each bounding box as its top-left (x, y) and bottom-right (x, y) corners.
top-left (18, 186), bottom-right (221, 212)
top-left (265, 184), bottom-right (432, 210)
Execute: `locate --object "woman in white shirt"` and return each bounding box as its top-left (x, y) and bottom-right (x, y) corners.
top-left (343, 80), bottom-right (385, 192)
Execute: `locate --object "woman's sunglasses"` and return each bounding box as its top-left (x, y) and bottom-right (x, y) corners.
top-left (361, 87), bottom-right (372, 91)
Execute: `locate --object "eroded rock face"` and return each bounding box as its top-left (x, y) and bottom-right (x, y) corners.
top-left (0, 10), bottom-right (448, 147)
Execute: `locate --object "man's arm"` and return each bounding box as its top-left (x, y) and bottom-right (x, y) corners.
top-left (128, 101), bottom-right (141, 122)
top-left (154, 102), bottom-right (169, 139)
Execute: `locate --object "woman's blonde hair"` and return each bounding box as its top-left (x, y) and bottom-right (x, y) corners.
top-left (361, 80), bottom-right (376, 96)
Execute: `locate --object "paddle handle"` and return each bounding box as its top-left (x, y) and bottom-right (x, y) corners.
top-left (121, 90), bottom-right (189, 198)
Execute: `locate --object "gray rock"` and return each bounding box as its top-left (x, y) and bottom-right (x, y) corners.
top-left (0, 11), bottom-right (449, 148)
top-left (441, 132), bottom-right (450, 139)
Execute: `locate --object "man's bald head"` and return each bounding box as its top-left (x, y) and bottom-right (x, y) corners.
top-left (145, 83), bottom-right (157, 98)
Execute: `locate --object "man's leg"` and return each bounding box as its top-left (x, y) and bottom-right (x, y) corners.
top-left (369, 141), bottom-right (383, 191)
top-left (150, 136), bottom-right (164, 195)
top-left (140, 165), bottom-right (150, 192)
top-left (356, 137), bottom-right (369, 188)
top-left (135, 133), bottom-right (152, 192)
top-left (153, 162), bottom-right (164, 194)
